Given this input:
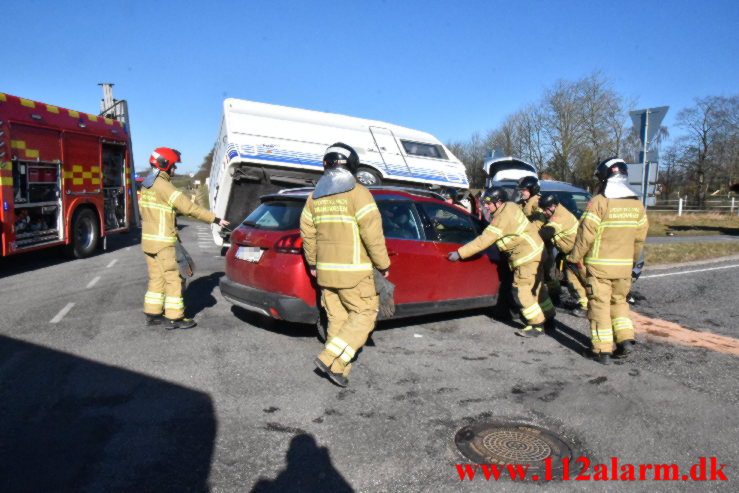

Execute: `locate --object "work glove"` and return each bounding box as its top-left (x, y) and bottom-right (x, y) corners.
top-left (373, 268), bottom-right (396, 318)
top-left (447, 251), bottom-right (461, 262)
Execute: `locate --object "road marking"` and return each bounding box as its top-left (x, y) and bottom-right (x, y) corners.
top-left (86, 276), bottom-right (100, 289)
top-left (641, 263), bottom-right (739, 279)
top-left (106, 259), bottom-right (118, 268)
top-left (50, 302), bottom-right (75, 323)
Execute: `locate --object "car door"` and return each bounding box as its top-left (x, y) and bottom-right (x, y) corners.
top-left (415, 201), bottom-right (501, 301)
top-left (376, 199), bottom-right (438, 304)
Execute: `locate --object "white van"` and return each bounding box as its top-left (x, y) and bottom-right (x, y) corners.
top-left (208, 98), bottom-right (468, 245)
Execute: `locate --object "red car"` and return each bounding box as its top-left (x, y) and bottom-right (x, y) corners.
top-left (220, 187), bottom-right (502, 335)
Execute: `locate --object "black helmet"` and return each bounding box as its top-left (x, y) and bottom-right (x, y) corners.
top-left (538, 193), bottom-right (559, 210)
top-left (481, 186), bottom-right (509, 204)
top-left (323, 142), bottom-right (359, 175)
top-left (595, 157), bottom-right (628, 182)
top-left (517, 176), bottom-right (540, 196)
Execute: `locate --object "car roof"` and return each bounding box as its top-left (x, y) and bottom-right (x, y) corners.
top-left (263, 186), bottom-right (448, 203)
top-left (493, 179), bottom-right (590, 194)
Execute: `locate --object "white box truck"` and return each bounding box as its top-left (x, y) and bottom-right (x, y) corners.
top-left (208, 98), bottom-right (469, 245)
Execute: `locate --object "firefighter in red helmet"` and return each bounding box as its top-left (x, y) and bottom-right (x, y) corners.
top-left (139, 147), bottom-right (229, 329)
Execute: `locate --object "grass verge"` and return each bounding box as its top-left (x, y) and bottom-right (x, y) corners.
top-left (647, 213), bottom-right (739, 237)
top-left (644, 241), bottom-right (739, 265)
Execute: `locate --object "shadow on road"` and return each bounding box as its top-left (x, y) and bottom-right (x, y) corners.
top-left (251, 434), bottom-right (353, 493)
top-left (185, 271), bottom-right (225, 318)
top-left (231, 306), bottom-right (316, 339)
top-left (0, 335), bottom-right (216, 492)
top-left (0, 230), bottom-right (140, 279)
top-left (545, 319), bottom-right (592, 355)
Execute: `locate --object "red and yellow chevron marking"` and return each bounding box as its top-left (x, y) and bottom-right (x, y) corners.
top-left (10, 140), bottom-right (40, 159)
top-left (0, 161), bottom-right (12, 186)
top-left (0, 92), bottom-right (124, 128)
top-left (64, 165), bottom-right (101, 186)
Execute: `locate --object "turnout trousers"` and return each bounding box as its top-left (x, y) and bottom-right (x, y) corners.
top-left (585, 275), bottom-right (635, 354)
top-left (143, 246), bottom-right (185, 320)
top-left (565, 267), bottom-right (588, 309)
top-left (512, 258), bottom-right (554, 326)
top-left (317, 274), bottom-right (379, 376)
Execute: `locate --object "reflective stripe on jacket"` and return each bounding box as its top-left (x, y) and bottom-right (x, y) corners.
top-left (140, 172), bottom-right (216, 253)
top-left (541, 203), bottom-right (579, 254)
top-left (568, 195), bottom-right (648, 279)
top-left (300, 184), bottom-right (390, 288)
top-left (458, 202), bottom-right (543, 268)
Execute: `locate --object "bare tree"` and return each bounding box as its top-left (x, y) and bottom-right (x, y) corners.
top-left (675, 96), bottom-right (734, 204)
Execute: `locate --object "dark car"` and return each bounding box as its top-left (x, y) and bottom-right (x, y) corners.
top-left (219, 187), bottom-right (503, 336)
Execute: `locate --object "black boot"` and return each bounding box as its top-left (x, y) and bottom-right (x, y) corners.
top-left (145, 314), bottom-right (164, 326)
top-left (544, 317), bottom-right (556, 333)
top-left (314, 358), bottom-right (349, 387)
top-left (570, 306), bottom-right (587, 318)
top-left (166, 317), bottom-right (197, 330)
top-left (614, 339), bottom-right (636, 358)
top-left (585, 350), bottom-right (611, 365)
top-left (515, 324), bottom-right (544, 338)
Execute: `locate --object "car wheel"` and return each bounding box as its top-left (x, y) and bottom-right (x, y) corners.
top-left (355, 167), bottom-right (382, 187)
top-left (65, 208), bottom-right (99, 258)
top-left (316, 308), bottom-right (328, 343)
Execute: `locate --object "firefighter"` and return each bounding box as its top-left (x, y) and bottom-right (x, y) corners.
top-left (300, 143), bottom-right (390, 387)
top-left (517, 176), bottom-right (546, 226)
top-left (518, 176), bottom-right (557, 322)
top-left (538, 193), bottom-right (588, 317)
top-left (447, 187), bottom-right (553, 337)
top-left (139, 147), bottom-right (229, 329)
top-left (567, 157), bottom-right (648, 364)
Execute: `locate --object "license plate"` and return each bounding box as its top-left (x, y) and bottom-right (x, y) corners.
top-left (235, 246), bottom-right (263, 263)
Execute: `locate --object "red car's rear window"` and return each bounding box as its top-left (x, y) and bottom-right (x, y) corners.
top-left (242, 200), bottom-right (304, 231)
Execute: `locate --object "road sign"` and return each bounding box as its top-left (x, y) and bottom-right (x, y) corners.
top-left (629, 106), bottom-right (669, 145)
top-left (629, 106), bottom-right (669, 207)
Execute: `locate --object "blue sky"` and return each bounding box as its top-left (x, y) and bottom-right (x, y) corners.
top-left (3, 0), bottom-right (737, 174)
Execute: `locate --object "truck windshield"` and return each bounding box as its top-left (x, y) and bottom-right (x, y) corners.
top-left (242, 200), bottom-right (304, 230)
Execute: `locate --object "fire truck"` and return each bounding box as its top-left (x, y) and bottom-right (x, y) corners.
top-left (0, 86), bottom-right (137, 258)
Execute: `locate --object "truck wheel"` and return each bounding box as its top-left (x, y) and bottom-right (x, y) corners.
top-left (316, 308), bottom-right (328, 343)
top-left (66, 208), bottom-right (99, 258)
top-left (356, 167), bottom-right (382, 187)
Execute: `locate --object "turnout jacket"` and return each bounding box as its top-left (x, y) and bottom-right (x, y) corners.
top-left (458, 202), bottom-right (543, 268)
top-left (139, 172), bottom-right (216, 254)
top-left (519, 194), bottom-right (546, 229)
top-left (567, 195), bottom-right (648, 279)
top-left (300, 184), bottom-right (390, 289)
top-left (540, 204), bottom-right (579, 254)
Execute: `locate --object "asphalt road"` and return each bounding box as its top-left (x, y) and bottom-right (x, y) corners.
top-left (1, 218), bottom-right (737, 492)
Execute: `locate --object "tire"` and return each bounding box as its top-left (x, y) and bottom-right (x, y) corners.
top-left (355, 166), bottom-right (382, 187)
top-left (316, 308), bottom-right (328, 343)
top-left (65, 208), bottom-right (99, 258)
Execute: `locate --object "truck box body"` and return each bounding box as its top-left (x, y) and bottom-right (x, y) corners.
top-left (0, 92), bottom-right (134, 257)
top-left (208, 98), bottom-right (468, 245)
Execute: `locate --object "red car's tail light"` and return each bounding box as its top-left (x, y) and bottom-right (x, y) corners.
top-left (274, 233), bottom-right (303, 254)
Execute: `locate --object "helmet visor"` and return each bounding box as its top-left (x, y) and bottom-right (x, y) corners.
top-left (323, 152), bottom-right (348, 168)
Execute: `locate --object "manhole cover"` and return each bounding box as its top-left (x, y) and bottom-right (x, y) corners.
top-left (455, 420), bottom-right (575, 475)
